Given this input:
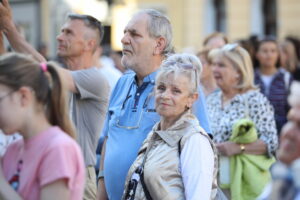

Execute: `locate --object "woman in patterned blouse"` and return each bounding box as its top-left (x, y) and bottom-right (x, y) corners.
top-left (206, 44), bottom-right (278, 198)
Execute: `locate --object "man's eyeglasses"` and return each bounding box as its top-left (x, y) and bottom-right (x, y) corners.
top-left (68, 14), bottom-right (104, 43)
top-left (116, 83), bottom-right (154, 130)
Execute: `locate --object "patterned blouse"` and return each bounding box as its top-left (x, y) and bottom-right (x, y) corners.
top-left (206, 89), bottom-right (278, 156)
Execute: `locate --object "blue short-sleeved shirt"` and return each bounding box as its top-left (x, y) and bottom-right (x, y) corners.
top-left (103, 70), bottom-right (211, 200)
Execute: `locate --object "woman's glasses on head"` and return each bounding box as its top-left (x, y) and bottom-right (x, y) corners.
top-left (162, 61), bottom-right (198, 91)
top-left (222, 43), bottom-right (239, 51)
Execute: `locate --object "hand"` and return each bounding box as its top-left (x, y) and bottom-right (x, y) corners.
top-left (216, 141), bottom-right (241, 156)
top-left (0, 0), bottom-right (13, 31)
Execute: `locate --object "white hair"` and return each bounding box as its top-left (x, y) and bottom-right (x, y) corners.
top-left (157, 53), bottom-right (202, 94)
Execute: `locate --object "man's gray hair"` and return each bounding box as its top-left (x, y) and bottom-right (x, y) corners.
top-left (137, 9), bottom-right (173, 56)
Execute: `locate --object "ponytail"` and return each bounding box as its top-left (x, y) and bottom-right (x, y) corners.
top-left (43, 62), bottom-right (76, 139)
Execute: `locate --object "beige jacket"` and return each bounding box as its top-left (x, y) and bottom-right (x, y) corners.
top-left (122, 113), bottom-right (218, 200)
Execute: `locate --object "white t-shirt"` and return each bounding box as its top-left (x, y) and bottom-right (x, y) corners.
top-left (100, 56), bottom-right (122, 90)
top-left (261, 74), bottom-right (275, 96)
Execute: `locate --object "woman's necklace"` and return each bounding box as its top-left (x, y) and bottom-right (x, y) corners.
top-left (8, 145), bottom-right (24, 191)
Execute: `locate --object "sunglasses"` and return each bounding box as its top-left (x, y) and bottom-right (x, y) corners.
top-left (162, 61), bottom-right (198, 91)
top-left (221, 43), bottom-right (239, 51)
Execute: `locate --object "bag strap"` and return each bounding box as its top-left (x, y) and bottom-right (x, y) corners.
top-left (140, 171), bottom-right (153, 200)
top-left (139, 135), bottom-right (155, 200)
top-left (178, 137), bottom-right (182, 155)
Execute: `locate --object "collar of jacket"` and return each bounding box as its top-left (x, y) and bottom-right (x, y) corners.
top-left (152, 112), bottom-right (200, 147)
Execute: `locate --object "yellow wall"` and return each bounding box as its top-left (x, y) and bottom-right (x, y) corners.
top-left (278, 0), bottom-right (300, 39)
top-left (110, 0), bottom-right (300, 51)
top-left (227, 0), bottom-right (251, 40)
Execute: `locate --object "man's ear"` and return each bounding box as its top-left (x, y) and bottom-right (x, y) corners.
top-left (85, 39), bottom-right (97, 52)
top-left (154, 37), bottom-right (167, 55)
top-left (93, 46), bottom-right (102, 58)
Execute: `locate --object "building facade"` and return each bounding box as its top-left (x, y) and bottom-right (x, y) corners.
top-left (7, 0), bottom-right (300, 57)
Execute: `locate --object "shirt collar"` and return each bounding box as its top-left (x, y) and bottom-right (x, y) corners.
top-left (153, 113), bottom-right (200, 147)
top-left (133, 70), bottom-right (157, 85)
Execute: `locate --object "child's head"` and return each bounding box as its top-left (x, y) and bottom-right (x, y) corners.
top-left (0, 53), bottom-right (75, 138)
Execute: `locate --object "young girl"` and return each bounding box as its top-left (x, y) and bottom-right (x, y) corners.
top-left (0, 53), bottom-right (85, 200)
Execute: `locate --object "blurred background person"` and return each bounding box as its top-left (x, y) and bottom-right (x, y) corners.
top-left (197, 32), bottom-right (228, 97)
top-left (254, 37), bottom-right (293, 134)
top-left (203, 32), bottom-right (228, 50)
top-left (93, 45), bottom-right (122, 91)
top-left (207, 44), bottom-right (278, 200)
top-left (37, 42), bottom-right (49, 61)
top-left (279, 39), bottom-right (300, 74)
top-left (285, 36), bottom-right (300, 65)
top-left (197, 49), bottom-right (218, 97)
top-left (257, 80), bottom-right (300, 200)
top-left (110, 50), bottom-right (127, 74)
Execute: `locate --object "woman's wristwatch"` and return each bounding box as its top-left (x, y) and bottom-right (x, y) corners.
top-left (240, 144), bottom-right (245, 153)
top-left (98, 170), bottom-right (104, 180)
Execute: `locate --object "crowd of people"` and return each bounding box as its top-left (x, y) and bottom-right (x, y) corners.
top-left (1, 0), bottom-right (300, 199)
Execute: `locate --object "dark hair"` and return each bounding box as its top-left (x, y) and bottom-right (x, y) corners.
top-left (68, 14), bottom-right (104, 45)
top-left (0, 53), bottom-right (76, 138)
top-left (255, 36), bottom-right (280, 68)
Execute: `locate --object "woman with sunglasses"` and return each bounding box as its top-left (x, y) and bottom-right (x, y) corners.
top-left (206, 44), bottom-right (278, 199)
top-left (122, 53), bottom-right (218, 200)
top-left (0, 53), bottom-right (85, 200)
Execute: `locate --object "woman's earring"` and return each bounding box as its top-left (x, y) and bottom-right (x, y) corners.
top-left (185, 105), bottom-right (191, 112)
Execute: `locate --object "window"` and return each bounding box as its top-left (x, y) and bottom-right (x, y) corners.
top-left (263, 0), bottom-right (277, 36)
top-left (213, 0), bottom-right (226, 32)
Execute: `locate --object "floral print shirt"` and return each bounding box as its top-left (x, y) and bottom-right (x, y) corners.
top-left (206, 89), bottom-right (278, 156)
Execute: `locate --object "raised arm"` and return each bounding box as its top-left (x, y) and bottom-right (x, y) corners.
top-left (0, 31), bottom-right (5, 55)
top-left (0, 0), bottom-right (46, 62)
